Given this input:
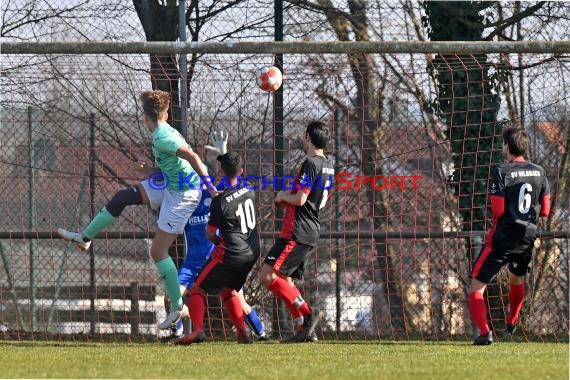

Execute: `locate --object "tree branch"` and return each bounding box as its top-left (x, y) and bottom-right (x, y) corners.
top-left (286, 0), bottom-right (352, 19)
top-left (503, 55), bottom-right (568, 70)
top-left (484, 2), bottom-right (546, 41)
top-left (1, 0), bottom-right (89, 37)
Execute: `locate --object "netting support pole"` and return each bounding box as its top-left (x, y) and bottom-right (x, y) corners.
top-left (334, 107), bottom-right (342, 332)
top-left (88, 114), bottom-right (97, 334)
top-left (272, 0), bottom-right (289, 334)
top-left (470, 233), bottom-right (484, 335)
top-left (274, 0), bottom-right (284, 187)
top-left (129, 283), bottom-right (140, 335)
top-left (47, 176), bottom-right (88, 331)
top-left (27, 106), bottom-right (37, 332)
top-left (0, 241), bottom-right (25, 329)
top-left (178, 0), bottom-right (188, 140)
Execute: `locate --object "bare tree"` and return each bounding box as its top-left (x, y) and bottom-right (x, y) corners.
top-left (286, 0), bottom-right (411, 334)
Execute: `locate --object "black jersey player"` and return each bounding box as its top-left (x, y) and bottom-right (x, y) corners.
top-left (174, 151), bottom-right (260, 345)
top-left (468, 126), bottom-right (551, 345)
top-left (259, 120), bottom-right (334, 343)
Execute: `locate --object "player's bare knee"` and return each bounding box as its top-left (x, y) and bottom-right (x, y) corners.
top-left (509, 272), bottom-right (525, 285)
top-left (149, 246), bottom-right (169, 261)
top-left (189, 285), bottom-right (205, 297)
top-left (258, 270), bottom-right (267, 286)
top-left (468, 279), bottom-right (486, 294)
top-left (258, 265), bottom-right (273, 287)
top-left (220, 289), bottom-right (237, 301)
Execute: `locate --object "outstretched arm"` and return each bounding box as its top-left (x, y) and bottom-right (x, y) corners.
top-left (275, 190), bottom-right (308, 206)
top-left (176, 146), bottom-right (216, 192)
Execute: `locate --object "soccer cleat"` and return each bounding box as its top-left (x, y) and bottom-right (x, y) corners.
top-left (236, 328), bottom-right (253, 344)
top-left (507, 323), bottom-right (517, 335)
top-left (281, 309), bottom-right (323, 344)
top-left (57, 228), bottom-right (91, 251)
top-left (160, 330), bottom-right (183, 344)
top-left (307, 331), bottom-right (319, 342)
top-left (158, 304), bottom-right (189, 330)
top-left (170, 320), bottom-right (183, 337)
top-left (256, 332), bottom-right (270, 341)
top-left (172, 329), bottom-right (206, 345)
top-left (473, 331), bottom-right (493, 346)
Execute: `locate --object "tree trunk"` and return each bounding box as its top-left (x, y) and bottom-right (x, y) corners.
top-left (133, 0), bottom-right (181, 130)
top-left (423, 2), bottom-right (503, 330)
top-left (316, 0), bottom-right (409, 334)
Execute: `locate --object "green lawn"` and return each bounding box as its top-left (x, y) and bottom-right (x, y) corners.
top-left (1, 340), bottom-right (567, 379)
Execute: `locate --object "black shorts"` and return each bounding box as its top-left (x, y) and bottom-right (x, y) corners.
top-left (195, 247), bottom-right (257, 294)
top-left (264, 239), bottom-right (315, 280)
top-left (470, 243), bottom-right (534, 284)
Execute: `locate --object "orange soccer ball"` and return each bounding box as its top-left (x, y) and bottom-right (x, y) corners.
top-left (256, 66), bottom-right (282, 92)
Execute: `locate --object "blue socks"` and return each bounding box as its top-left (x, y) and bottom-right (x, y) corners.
top-left (173, 320), bottom-right (183, 336)
top-left (245, 308), bottom-right (264, 336)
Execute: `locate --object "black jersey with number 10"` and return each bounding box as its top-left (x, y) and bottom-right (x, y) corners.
top-left (208, 187), bottom-right (260, 264)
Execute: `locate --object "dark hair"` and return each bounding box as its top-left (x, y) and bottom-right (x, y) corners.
top-left (502, 127), bottom-right (530, 157)
top-left (140, 90), bottom-right (170, 122)
top-left (306, 120), bottom-right (330, 149)
top-left (217, 151), bottom-right (244, 178)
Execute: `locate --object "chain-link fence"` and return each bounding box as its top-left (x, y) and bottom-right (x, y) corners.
top-left (1, 1), bottom-right (568, 342)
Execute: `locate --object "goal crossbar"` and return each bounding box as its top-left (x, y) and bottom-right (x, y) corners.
top-left (2, 41), bottom-right (570, 55)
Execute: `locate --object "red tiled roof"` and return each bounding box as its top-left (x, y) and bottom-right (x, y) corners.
top-left (535, 121), bottom-right (565, 154)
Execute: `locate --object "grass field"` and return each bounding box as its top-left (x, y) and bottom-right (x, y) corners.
top-left (1, 340), bottom-right (567, 379)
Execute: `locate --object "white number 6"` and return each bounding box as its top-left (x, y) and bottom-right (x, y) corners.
top-left (518, 183), bottom-right (532, 214)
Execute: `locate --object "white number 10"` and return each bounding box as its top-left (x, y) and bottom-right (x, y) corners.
top-left (235, 198), bottom-right (256, 233)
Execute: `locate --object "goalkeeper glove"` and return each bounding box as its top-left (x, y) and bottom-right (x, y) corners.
top-left (205, 131), bottom-right (228, 156)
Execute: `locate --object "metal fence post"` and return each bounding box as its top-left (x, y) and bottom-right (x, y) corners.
top-left (27, 106), bottom-right (36, 332)
top-left (89, 113), bottom-right (97, 334)
top-left (178, 0), bottom-right (188, 140)
top-left (334, 107), bottom-right (342, 332)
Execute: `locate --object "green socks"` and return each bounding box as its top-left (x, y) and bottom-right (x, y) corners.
top-left (82, 207), bottom-right (117, 240)
top-left (155, 257), bottom-right (183, 310)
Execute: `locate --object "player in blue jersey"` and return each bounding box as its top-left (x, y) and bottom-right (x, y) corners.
top-left (170, 189), bottom-right (267, 341)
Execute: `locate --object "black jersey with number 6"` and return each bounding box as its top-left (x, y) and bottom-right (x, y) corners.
top-left (489, 159), bottom-right (550, 249)
top-left (280, 155), bottom-right (334, 246)
top-left (208, 187), bottom-right (260, 264)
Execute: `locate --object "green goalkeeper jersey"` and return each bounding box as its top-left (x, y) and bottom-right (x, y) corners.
top-left (151, 123), bottom-right (200, 192)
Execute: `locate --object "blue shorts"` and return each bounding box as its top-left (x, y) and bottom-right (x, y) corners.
top-left (178, 266), bottom-right (201, 289)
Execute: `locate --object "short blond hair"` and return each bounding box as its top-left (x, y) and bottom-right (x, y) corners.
top-left (140, 90), bottom-right (170, 122)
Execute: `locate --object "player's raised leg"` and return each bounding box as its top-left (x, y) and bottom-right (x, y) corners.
top-left (260, 258), bottom-right (321, 343)
top-left (58, 183), bottom-right (151, 250)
